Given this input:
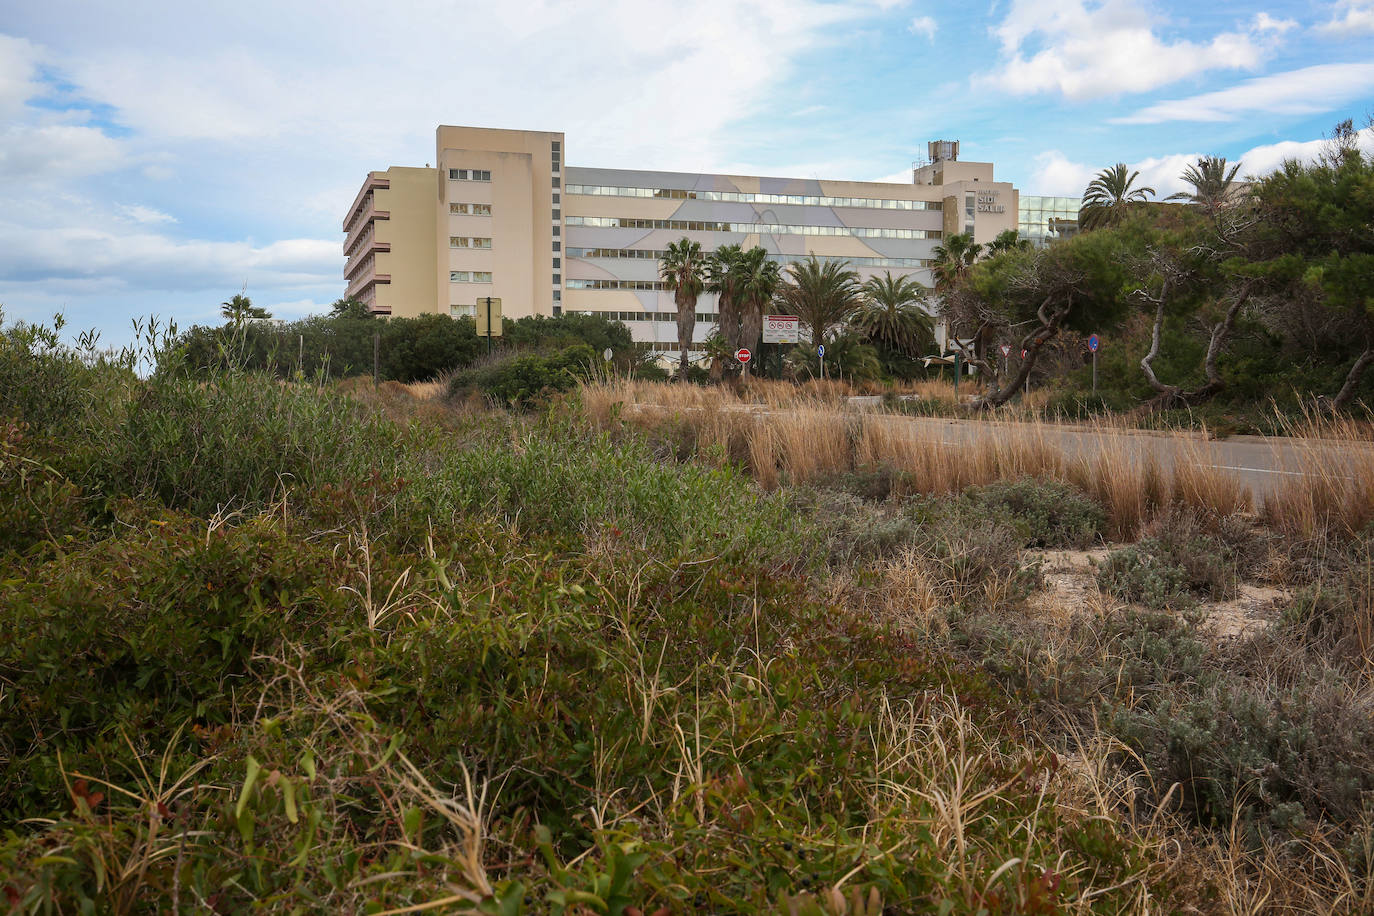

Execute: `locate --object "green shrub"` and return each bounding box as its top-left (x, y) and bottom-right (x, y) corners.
top-left (960, 477), bottom-right (1105, 548)
top-left (447, 344), bottom-right (596, 407)
top-left (71, 371), bottom-right (394, 516)
top-left (1110, 664), bottom-right (1374, 830)
top-left (0, 512), bottom-right (351, 815)
top-left (0, 421), bottom-right (85, 558)
top-left (1098, 508), bottom-right (1244, 607)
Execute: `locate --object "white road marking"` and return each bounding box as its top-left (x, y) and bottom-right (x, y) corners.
top-left (1203, 463), bottom-right (1354, 480)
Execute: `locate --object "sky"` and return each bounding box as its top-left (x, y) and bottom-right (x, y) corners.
top-left (1, 0), bottom-right (1371, 346)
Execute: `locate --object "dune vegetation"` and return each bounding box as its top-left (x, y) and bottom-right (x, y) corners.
top-left (2, 315), bottom-right (1373, 914)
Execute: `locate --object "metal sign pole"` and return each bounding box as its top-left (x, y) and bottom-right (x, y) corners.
top-left (1092, 349), bottom-right (1098, 394)
top-left (486, 297), bottom-right (493, 355)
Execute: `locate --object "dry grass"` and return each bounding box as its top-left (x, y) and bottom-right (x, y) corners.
top-left (587, 380), bottom-right (1294, 539)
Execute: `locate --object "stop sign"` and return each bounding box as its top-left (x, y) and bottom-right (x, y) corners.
top-left (735, 348), bottom-right (752, 364)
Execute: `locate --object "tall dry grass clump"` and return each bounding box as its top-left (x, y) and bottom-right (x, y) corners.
top-left (582, 380), bottom-right (1374, 543)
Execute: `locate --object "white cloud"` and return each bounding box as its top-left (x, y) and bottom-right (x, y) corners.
top-left (0, 122), bottom-right (127, 181)
top-left (118, 204), bottom-right (177, 224)
top-left (1251, 12), bottom-right (1296, 33)
top-left (1317, 0), bottom-right (1374, 34)
top-left (0, 34), bottom-right (40, 117)
top-left (0, 205), bottom-right (340, 292)
top-left (981, 0), bottom-right (1283, 100)
top-left (1029, 127), bottom-right (1374, 197)
top-left (909, 15), bottom-right (937, 39)
top-left (1115, 62), bottom-right (1374, 123)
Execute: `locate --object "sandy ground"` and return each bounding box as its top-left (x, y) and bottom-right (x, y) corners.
top-left (1029, 547), bottom-right (1286, 641)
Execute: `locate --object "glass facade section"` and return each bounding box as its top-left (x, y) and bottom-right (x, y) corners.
top-left (566, 184), bottom-right (942, 211)
top-left (1018, 196), bottom-right (1081, 247)
top-left (565, 216), bottom-right (940, 240)
top-left (566, 247), bottom-right (932, 269)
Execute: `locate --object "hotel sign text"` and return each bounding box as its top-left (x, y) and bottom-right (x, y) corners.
top-left (977, 191), bottom-right (1005, 214)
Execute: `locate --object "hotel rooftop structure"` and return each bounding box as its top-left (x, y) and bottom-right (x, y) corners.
top-left (344, 127), bottom-right (1039, 353)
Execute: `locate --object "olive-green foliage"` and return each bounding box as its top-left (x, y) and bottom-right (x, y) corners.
top-left (0, 338), bottom-right (1156, 913)
top-left (0, 316), bottom-right (109, 435)
top-left (76, 370), bottom-right (396, 517)
top-left (801, 489), bottom-right (1038, 605)
top-left (1098, 509), bottom-right (1250, 608)
top-left (0, 421), bottom-right (85, 558)
top-left (180, 311), bottom-right (487, 381)
top-left (501, 312), bottom-right (634, 357)
top-left (1280, 528), bottom-right (1374, 668)
top-left (961, 477), bottom-right (1105, 548)
top-left (445, 343), bottom-right (596, 407)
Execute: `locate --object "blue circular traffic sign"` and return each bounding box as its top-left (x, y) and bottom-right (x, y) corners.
top-left (1087, 334), bottom-right (1100, 352)
top-left (818, 344), bottom-right (825, 357)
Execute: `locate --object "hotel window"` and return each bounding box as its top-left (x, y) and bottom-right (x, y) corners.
top-left (553, 290), bottom-right (561, 301)
top-left (472, 203), bottom-right (492, 216)
top-left (552, 208), bottom-right (560, 220)
top-left (552, 177), bottom-right (560, 188)
top-left (450, 203), bottom-right (469, 214)
top-left (552, 193), bottom-right (560, 204)
top-left (552, 241), bottom-right (561, 252)
top-left (449, 236), bottom-right (469, 248)
top-left (450, 270), bottom-right (471, 282)
top-left (553, 273), bottom-right (561, 284)
top-left (448, 169), bottom-right (468, 180)
top-left (473, 170), bottom-right (491, 181)
top-left (451, 304), bottom-right (476, 318)
top-left (552, 226), bottom-right (560, 236)
top-left (472, 237), bottom-right (492, 249)
top-left (473, 271), bottom-right (492, 282)
top-left (552, 257), bottom-right (560, 268)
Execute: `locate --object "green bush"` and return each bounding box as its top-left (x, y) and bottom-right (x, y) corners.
top-left (0, 512), bottom-right (350, 814)
top-left (71, 370), bottom-right (395, 517)
top-left (1098, 508), bottom-right (1244, 607)
top-left (447, 344), bottom-right (596, 407)
top-left (960, 477), bottom-right (1105, 548)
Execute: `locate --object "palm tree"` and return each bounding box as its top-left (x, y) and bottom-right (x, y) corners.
top-left (930, 232), bottom-right (983, 291)
top-left (706, 244), bottom-right (746, 356)
top-left (659, 238), bottom-right (707, 379)
top-left (775, 254), bottom-right (860, 346)
top-left (851, 272), bottom-right (934, 357)
top-left (221, 293), bottom-right (270, 325)
top-left (736, 247), bottom-right (782, 376)
top-left (1079, 163), bottom-right (1155, 230)
top-left (986, 228), bottom-right (1031, 256)
top-left (1166, 155), bottom-right (1242, 216)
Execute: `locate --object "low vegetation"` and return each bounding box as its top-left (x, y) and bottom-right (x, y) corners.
top-left (2, 315), bottom-right (1373, 913)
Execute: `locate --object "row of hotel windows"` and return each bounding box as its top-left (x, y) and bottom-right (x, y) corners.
top-left (565, 184), bottom-right (944, 212)
top-left (598, 310), bottom-right (719, 322)
top-left (566, 216), bottom-right (941, 240)
top-left (566, 279), bottom-right (665, 291)
top-left (450, 203), bottom-right (492, 216)
top-left (450, 271), bottom-right (494, 283)
top-left (450, 237), bottom-right (493, 248)
top-left (566, 247), bottom-right (932, 268)
top-left (449, 169), bottom-right (492, 181)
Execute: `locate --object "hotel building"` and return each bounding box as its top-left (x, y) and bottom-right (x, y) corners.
top-left (343, 128), bottom-right (1022, 352)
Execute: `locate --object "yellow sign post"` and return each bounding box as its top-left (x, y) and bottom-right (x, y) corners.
top-left (475, 297), bottom-right (502, 351)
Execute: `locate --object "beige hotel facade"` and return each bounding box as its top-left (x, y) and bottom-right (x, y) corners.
top-left (343, 127), bottom-right (1023, 352)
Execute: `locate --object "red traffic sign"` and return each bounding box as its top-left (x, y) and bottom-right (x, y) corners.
top-left (734, 348), bottom-right (752, 364)
top-left (1087, 334), bottom-right (1100, 352)
top-left (999, 344), bottom-right (1011, 357)
top-left (1021, 349), bottom-right (1028, 359)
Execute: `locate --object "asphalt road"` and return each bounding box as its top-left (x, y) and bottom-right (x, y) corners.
top-left (870, 413), bottom-right (1371, 505)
